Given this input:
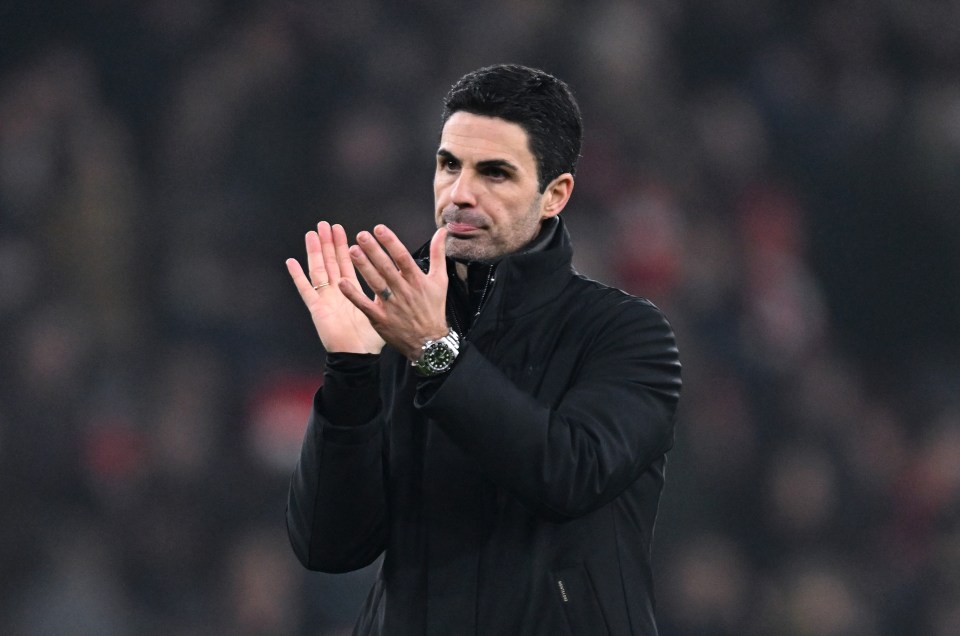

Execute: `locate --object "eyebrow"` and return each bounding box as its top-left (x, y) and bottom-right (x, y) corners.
top-left (437, 148), bottom-right (520, 174)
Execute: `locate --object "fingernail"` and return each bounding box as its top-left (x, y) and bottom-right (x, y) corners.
top-left (374, 225), bottom-right (385, 235)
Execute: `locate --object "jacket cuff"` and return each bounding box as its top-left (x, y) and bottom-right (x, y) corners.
top-left (319, 352), bottom-right (381, 429)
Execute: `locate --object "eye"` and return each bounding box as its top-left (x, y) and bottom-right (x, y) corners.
top-left (481, 167), bottom-right (508, 181)
top-left (438, 157), bottom-right (460, 172)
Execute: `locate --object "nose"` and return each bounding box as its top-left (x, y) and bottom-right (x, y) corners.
top-left (449, 171), bottom-right (478, 208)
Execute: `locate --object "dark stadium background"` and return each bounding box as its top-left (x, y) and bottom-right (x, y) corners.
top-left (2, 1), bottom-right (959, 634)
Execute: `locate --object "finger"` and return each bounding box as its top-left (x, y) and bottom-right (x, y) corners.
top-left (372, 224), bottom-right (419, 278)
top-left (332, 223), bottom-right (357, 282)
top-left (304, 231), bottom-right (328, 287)
top-left (338, 278), bottom-right (379, 319)
top-left (285, 257), bottom-right (318, 303)
top-left (349, 242), bottom-right (393, 301)
top-left (355, 230), bottom-right (405, 289)
top-left (317, 221), bottom-right (340, 283)
top-left (428, 227), bottom-right (448, 282)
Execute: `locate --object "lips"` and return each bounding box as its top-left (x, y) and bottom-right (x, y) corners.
top-left (446, 222), bottom-right (480, 235)
top-left (441, 209), bottom-right (487, 236)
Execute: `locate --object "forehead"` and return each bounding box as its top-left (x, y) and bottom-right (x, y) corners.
top-left (439, 112), bottom-right (535, 168)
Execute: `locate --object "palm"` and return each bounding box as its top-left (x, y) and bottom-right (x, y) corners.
top-left (306, 275), bottom-right (383, 353)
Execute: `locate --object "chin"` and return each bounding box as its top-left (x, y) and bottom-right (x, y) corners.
top-left (445, 237), bottom-right (495, 263)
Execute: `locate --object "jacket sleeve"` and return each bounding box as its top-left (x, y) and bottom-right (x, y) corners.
top-left (414, 298), bottom-right (681, 520)
top-left (286, 357), bottom-right (388, 573)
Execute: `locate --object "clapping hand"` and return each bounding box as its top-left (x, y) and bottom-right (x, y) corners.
top-left (339, 224), bottom-right (450, 361)
top-left (286, 221), bottom-right (385, 354)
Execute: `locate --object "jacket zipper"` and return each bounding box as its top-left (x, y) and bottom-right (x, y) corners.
top-left (448, 265), bottom-right (496, 340)
top-left (557, 579), bottom-right (569, 603)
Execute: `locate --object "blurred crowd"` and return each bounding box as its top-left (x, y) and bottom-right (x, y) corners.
top-left (1, 1), bottom-right (959, 634)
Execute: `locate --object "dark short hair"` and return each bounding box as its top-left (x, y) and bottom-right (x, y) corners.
top-left (441, 64), bottom-right (583, 192)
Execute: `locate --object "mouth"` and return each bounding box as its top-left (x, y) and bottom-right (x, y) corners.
top-left (441, 209), bottom-right (488, 238)
top-left (445, 222), bottom-right (482, 237)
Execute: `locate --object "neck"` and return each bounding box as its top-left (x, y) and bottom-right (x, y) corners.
top-left (455, 261), bottom-right (468, 282)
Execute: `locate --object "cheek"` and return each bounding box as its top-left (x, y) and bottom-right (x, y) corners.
top-left (502, 193), bottom-right (539, 221)
top-left (433, 178), bottom-right (450, 204)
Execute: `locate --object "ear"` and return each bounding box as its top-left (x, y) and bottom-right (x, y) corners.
top-left (539, 173), bottom-right (575, 220)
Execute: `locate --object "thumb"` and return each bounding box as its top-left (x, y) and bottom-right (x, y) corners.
top-left (428, 227), bottom-right (448, 281)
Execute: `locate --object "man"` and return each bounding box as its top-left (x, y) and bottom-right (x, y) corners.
top-left (285, 64), bottom-right (681, 635)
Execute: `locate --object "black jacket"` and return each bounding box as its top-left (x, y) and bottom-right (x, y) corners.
top-left (287, 218), bottom-right (682, 635)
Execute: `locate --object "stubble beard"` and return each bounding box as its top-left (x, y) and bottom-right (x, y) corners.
top-left (441, 196), bottom-right (544, 263)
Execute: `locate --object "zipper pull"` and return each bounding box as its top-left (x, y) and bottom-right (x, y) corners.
top-left (557, 579), bottom-right (569, 603)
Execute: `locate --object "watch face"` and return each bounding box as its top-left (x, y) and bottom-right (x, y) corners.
top-left (424, 341), bottom-right (454, 371)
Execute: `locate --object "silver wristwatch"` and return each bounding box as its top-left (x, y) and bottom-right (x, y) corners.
top-left (412, 329), bottom-right (460, 377)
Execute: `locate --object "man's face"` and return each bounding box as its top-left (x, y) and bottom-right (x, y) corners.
top-left (434, 112), bottom-right (551, 263)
